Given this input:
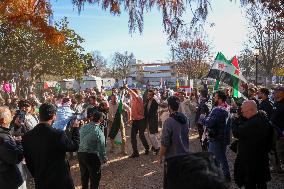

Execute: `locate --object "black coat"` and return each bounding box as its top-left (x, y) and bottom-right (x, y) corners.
top-left (271, 98), bottom-right (284, 132)
top-left (232, 113), bottom-right (272, 187)
top-left (259, 98), bottom-right (273, 119)
top-left (0, 126), bottom-right (23, 189)
top-left (195, 99), bottom-right (209, 123)
top-left (144, 98), bottom-right (159, 134)
top-left (22, 123), bottom-right (79, 189)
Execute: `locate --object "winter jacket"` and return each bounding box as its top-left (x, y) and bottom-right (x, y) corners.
top-left (22, 123), bottom-right (79, 189)
top-left (0, 126), bottom-right (24, 189)
top-left (259, 98), bottom-right (273, 119)
top-left (195, 99), bottom-right (209, 124)
top-left (271, 98), bottom-right (284, 133)
top-left (232, 113), bottom-right (272, 187)
top-left (144, 98), bottom-right (159, 134)
top-left (203, 104), bottom-right (231, 145)
top-left (161, 112), bottom-right (190, 160)
top-left (78, 122), bottom-right (106, 161)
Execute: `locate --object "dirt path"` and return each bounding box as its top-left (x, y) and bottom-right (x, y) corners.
top-left (70, 127), bottom-right (284, 189)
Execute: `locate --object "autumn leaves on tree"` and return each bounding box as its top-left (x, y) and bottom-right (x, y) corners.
top-left (0, 1), bottom-right (87, 83)
top-left (0, 0), bottom-right (283, 83)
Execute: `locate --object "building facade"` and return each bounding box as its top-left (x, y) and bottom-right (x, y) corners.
top-left (129, 59), bottom-right (187, 88)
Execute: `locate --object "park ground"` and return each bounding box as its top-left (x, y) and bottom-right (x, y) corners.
top-left (70, 127), bottom-right (284, 189)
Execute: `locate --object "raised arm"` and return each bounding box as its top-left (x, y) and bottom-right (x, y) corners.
top-left (125, 85), bottom-right (139, 98)
top-left (58, 120), bottom-right (80, 152)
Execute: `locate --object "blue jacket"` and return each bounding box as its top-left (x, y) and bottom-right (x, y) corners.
top-left (203, 106), bottom-right (231, 145)
top-left (52, 105), bottom-right (74, 131)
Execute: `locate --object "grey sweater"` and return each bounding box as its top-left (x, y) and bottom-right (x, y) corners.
top-left (161, 112), bottom-right (190, 160)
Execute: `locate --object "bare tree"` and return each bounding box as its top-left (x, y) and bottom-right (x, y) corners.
top-left (246, 4), bottom-right (284, 81)
top-left (85, 51), bottom-right (107, 77)
top-left (238, 48), bottom-right (256, 81)
top-left (172, 34), bottom-right (211, 80)
top-left (112, 51), bottom-right (134, 79)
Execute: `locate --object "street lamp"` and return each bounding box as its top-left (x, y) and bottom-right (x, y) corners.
top-left (253, 48), bottom-right (260, 86)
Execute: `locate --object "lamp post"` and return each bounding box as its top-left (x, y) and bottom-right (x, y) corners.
top-left (253, 48), bottom-right (260, 86)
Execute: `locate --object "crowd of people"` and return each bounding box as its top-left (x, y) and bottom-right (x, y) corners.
top-left (0, 82), bottom-right (283, 189)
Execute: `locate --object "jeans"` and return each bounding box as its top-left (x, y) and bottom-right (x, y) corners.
top-left (78, 152), bottom-right (101, 189)
top-left (131, 119), bottom-right (149, 154)
top-left (208, 140), bottom-right (230, 179)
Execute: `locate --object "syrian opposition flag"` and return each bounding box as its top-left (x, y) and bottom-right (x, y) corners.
top-left (231, 56), bottom-right (240, 97)
top-left (108, 96), bottom-right (124, 140)
top-left (214, 55), bottom-right (240, 97)
top-left (208, 52), bottom-right (247, 96)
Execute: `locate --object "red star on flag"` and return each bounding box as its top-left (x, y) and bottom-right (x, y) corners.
top-left (234, 69), bottom-right (240, 76)
top-left (218, 63), bottom-right (226, 70)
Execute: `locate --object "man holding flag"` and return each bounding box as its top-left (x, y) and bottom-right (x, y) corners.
top-left (108, 94), bottom-right (131, 155)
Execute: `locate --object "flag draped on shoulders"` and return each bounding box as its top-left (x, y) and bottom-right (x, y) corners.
top-left (108, 99), bottom-right (123, 140)
top-left (208, 52), bottom-right (247, 96)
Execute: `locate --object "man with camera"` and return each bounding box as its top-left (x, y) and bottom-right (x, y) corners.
top-left (232, 100), bottom-right (272, 189)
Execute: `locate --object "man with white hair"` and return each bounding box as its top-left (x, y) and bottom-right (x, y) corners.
top-left (0, 106), bottom-right (24, 189)
top-left (232, 100), bottom-right (272, 189)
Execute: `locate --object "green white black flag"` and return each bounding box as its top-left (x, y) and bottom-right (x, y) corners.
top-left (208, 52), bottom-right (247, 95)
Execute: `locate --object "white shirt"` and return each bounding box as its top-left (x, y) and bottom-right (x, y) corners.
top-left (25, 114), bottom-right (39, 129)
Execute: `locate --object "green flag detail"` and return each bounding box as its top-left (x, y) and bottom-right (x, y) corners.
top-left (118, 99), bottom-right (123, 113)
top-left (214, 80), bottom-right (220, 91)
top-left (207, 52), bottom-right (247, 96)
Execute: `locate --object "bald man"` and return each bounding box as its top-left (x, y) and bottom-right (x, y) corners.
top-left (241, 100), bottom-right (258, 119)
top-left (232, 100), bottom-right (272, 189)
